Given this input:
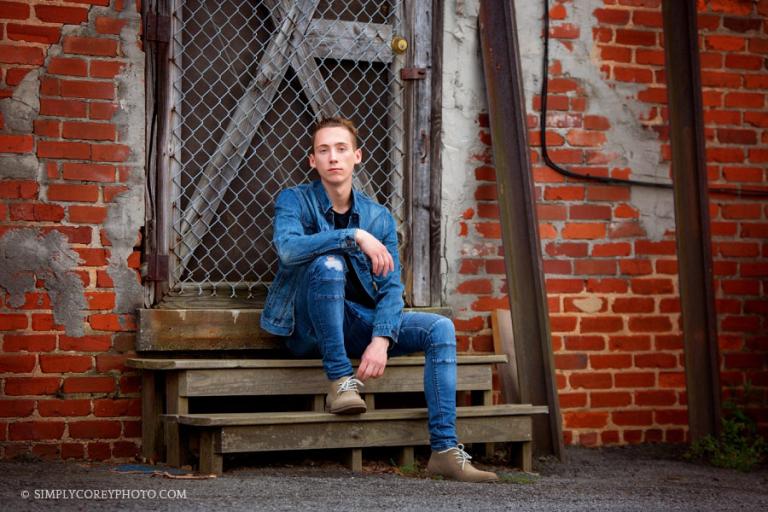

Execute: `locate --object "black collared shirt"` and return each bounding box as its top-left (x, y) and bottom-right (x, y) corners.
top-left (332, 208), bottom-right (376, 309)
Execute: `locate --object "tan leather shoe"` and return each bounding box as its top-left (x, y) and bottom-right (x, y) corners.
top-left (326, 376), bottom-right (366, 415)
top-left (427, 444), bottom-right (499, 483)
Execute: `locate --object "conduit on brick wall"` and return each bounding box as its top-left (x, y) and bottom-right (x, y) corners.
top-left (453, 0), bottom-right (768, 446)
top-left (0, 0), bottom-right (145, 461)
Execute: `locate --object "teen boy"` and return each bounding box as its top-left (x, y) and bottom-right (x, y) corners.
top-left (261, 117), bottom-right (498, 482)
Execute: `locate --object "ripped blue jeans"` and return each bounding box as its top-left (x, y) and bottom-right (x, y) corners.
top-left (286, 255), bottom-right (458, 451)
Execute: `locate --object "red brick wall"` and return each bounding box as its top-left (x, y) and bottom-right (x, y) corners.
top-left (1, 0), bottom-right (142, 461)
top-left (455, 0), bottom-right (767, 445)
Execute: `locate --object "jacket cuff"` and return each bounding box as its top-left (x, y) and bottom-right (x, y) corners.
top-left (339, 228), bottom-right (358, 251)
top-left (373, 324), bottom-right (398, 342)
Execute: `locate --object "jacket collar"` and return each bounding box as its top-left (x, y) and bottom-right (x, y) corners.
top-left (312, 179), bottom-right (362, 218)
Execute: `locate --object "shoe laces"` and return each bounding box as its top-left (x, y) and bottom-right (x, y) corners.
top-left (439, 443), bottom-right (472, 470)
top-left (337, 376), bottom-right (364, 394)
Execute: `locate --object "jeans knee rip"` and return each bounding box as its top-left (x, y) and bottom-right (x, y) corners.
top-left (323, 255), bottom-right (344, 272)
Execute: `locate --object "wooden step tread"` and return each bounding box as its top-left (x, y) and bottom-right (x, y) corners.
top-left (127, 354), bottom-right (508, 370)
top-left (167, 404), bottom-right (549, 426)
top-left (138, 307), bottom-right (453, 352)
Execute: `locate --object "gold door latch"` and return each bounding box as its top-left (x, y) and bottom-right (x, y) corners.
top-left (391, 36), bottom-right (408, 54)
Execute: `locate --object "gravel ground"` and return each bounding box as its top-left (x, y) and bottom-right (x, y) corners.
top-left (1, 445), bottom-right (766, 511)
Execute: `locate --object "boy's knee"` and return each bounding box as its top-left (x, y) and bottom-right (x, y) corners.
top-left (429, 317), bottom-right (456, 344)
top-left (308, 255), bottom-right (346, 275)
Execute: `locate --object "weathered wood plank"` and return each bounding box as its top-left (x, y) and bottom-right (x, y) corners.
top-left (136, 307), bottom-right (454, 352)
top-left (140, 372), bottom-right (164, 461)
top-left (181, 364), bottom-right (492, 396)
top-left (137, 308), bottom-right (278, 351)
top-left (346, 448), bottom-right (363, 472)
top-left (428, 0), bottom-right (444, 306)
top-left (127, 352), bottom-right (499, 370)
top-left (304, 19), bottom-right (393, 63)
top-left (171, 405), bottom-right (549, 426)
top-left (165, 372), bottom-right (188, 414)
top-left (219, 414), bottom-right (532, 453)
top-left (402, 0), bottom-right (433, 306)
top-left (491, 309), bottom-right (520, 403)
top-left (511, 441), bottom-right (533, 473)
top-left (199, 429), bottom-right (223, 475)
top-left (164, 372), bottom-right (188, 467)
top-left (397, 446), bottom-right (414, 467)
top-left (164, 419), bottom-right (182, 467)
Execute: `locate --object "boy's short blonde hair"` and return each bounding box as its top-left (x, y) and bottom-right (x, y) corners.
top-left (311, 117), bottom-right (358, 151)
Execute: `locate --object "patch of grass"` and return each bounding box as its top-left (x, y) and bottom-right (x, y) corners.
top-left (397, 462), bottom-right (420, 476)
top-left (685, 386), bottom-right (767, 472)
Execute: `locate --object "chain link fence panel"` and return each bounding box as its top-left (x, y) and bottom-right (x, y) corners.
top-left (167, 0), bottom-right (406, 299)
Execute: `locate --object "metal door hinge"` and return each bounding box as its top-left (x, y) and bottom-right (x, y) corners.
top-left (145, 13), bottom-right (170, 43)
top-left (400, 67), bottom-right (427, 80)
top-left (146, 254), bottom-right (169, 282)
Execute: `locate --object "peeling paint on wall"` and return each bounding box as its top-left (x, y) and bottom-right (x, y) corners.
top-left (0, 229), bottom-right (87, 336)
top-left (440, 0), bottom-right (680, 310)
top-left (514, 1), bottom-right (675, 240)
top-left (440, 0), bottom-right (487, 311)
top-left (104, 6), bottom-right (145, 315)
top-left (0, 70), bottom-right (41, 179)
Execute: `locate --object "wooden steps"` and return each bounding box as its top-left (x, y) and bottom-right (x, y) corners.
top-left (166, 406), bottom-right (546, 474)
top-left (128, 354), bottom-right (546, 475)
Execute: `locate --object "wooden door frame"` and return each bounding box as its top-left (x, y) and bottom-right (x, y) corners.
top-left (403, 0), bottom-right (443, 308)
top-left (144, 0), bottom-right (444, 307)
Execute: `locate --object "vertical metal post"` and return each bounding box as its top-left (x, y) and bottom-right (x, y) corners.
top-left (661, 0), bottom-right (721, 440)
top-left (478, 0), bottom-right (563, 459)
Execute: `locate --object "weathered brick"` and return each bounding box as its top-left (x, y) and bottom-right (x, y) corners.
top-left (38, 399), bottom-right (91, 417)
top-left (9, 421), bottom-right (65, 440)
top-left (62, 162), bottom-right (115, 182)
top-left (63, 36), bottom-right (118, 57)
top-left (0, 44), bottom-right (44, 65)
top-left (60, 79), bottom-right (115, 100)
top-left (0, 133), bottom-right (33, 153)
top-left (69, 420), bottom-right (122, 439)
top-left (35, 5), bottom-right (89, 24)
top-left (37, 140), bottom-right (90, 159)
top-left (6, 23), bottom-right (61, 44)
top-left (0, 354), bottom-right (36, 373)
top-left (39, 354), bottom-right (93, 373)
top-left (62, 376), bottom-right (115, 394)
top-left (47, 183), bottom-right (99, 202)
top-left (5, 377), bottom-right (60, 396)
top-left (0, 1), bottom-right (30, 19)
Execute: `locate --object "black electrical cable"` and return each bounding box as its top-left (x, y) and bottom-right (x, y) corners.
top-left (540, 0), bottom-right (768, 198)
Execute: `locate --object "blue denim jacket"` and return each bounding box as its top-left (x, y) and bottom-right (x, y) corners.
top-left (260, 179), bottom-right (404, 341)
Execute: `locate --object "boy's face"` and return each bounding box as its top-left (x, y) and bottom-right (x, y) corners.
top-left (309, 126), bottom-right (362, 188)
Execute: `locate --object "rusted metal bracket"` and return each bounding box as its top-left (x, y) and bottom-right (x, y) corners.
top-left (400, 67), bottom-right (427, 80)
top-left (145, 13), bottom-right (170, 43)
top-left (146, 254), bottom-right (169, 282)
top-left (478, 0), bottom-right (563, 461)
top-left (661, 0), bottom-right (721, 441)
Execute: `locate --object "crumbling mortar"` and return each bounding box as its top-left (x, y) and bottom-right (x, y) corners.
top-left (104, 4), bottom-right (145, 318)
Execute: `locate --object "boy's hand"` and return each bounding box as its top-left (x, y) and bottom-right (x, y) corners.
top-left (357, 336), bottom-right (389, 381)
top-left (354, 229), bottom-right (395, 277)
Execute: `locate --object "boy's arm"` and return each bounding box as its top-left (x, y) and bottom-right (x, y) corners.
top-left (357, 212), bottom-right (404, 381)
top-left (273, 188), bottom-right (358, 266)
top-left (370, 211), bottom-right (405, 340)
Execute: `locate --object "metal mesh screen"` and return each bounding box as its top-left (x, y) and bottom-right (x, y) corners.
top-left (168, 0), bottom-right (405, 298)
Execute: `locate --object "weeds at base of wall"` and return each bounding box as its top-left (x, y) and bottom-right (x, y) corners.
top-left (685, 387), bottom-right (767, 472)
